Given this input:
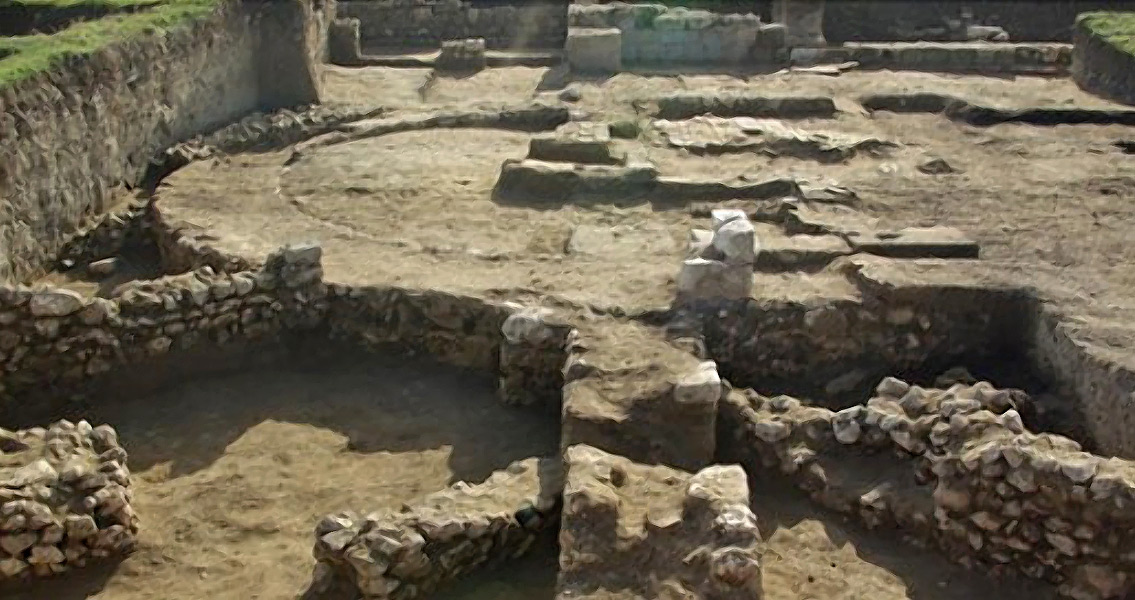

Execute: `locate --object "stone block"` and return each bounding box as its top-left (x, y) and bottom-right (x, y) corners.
top-left (567, 27), bottom-right (622, 74)
top-left (772, 0), bottom-right (826, 47)
top-left (561, 361), bottom-right (720, 472)
top-left (498, 307), bottom-right (575, 409)
top-left (329, 18), bottom-right (362, 65)
top-left (527, 122), bottom-right (626, 166)
top-left (436, 38), bottom-right (487, 73)
top-left (849, 227), bottom-right (980, 259)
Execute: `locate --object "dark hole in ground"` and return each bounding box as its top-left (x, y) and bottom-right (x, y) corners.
top-left (0, 3), bottom-right (158, 36)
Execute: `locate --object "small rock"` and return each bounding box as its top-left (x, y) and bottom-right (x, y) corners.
top-left (832, 419), bottom-right (862, 445)
top-left (28, 290), bottom-right (84, 317)
top-left (918, 157), bottom-right (959, 175)
top-left (87, 258), bottom-right (118, 278)
top-left (558, 85), bottom-right (583, 102)
top-left (875, 377), bottom-right (910, 399)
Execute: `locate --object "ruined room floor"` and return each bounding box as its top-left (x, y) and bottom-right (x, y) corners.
top-left (22, 67), bottom-right (1135, 599)
top-left (165, 68), bottom-right (1135, 324)
top-left (1, 352), bottom-right (558, 600)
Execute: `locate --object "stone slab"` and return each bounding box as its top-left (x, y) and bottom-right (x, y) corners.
top-left (566, 27), bottom-right (622, 74)
top-left (850, 227), bottom-right (980, 259)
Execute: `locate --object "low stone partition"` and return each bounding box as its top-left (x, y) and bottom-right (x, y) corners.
top-left (0, 243), bottom-right (324, 417)
top-left (860, 92), bottom-right (1135, 126)
top-left (558, 444), bottom-right (763, 599)
top-left (1073, 13), bottom-right (1135, 105)
top-left (493, 157), bottom-right (802, 205)
top-left (528, 122), bottom-right (626, 166)
top-left (336, 0), bottom-right (568, 50)
top-left (309, 457), bottom-right (563, 599)
top-left (568, 2), bottom-right (784, 65)
top-left (653, 93), bottom-right (838, 120)
top-left (791, 42), bottom-right (1072, 75)
top-left (717, 377), bottom-right (1135, 599)
top-left (0, 420), bottom-right (137, 580)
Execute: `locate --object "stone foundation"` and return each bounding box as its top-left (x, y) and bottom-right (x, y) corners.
top-left (436, 38), bottom-right (487, 73)
top-left (565, 27), bottom-right (623, 74)
top-left (0, 420), bottom-right (137, 580)
top-left (310, 457), bottom-right (563, 600)
top-left (558, 444), bottom-right (763, 599)
top-left (717, 377), bottom-right (1135, 599)
top-left (336, 0), bottom-right (568, 50)
top-left (569, 2), bottom-right (782, 65)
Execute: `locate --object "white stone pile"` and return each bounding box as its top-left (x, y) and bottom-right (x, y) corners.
top-left (677, 209), bottom-right (759, 301)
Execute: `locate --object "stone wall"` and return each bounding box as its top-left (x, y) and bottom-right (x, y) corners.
top-left (310, 457), bottom-right (562, 599)
top-left (569, 2), bottom-right (784, 64)
top-left (717, 379), bottom-right (1135, 599)
top-left (0, 0), bottom-right (330, 285)
top-left (335, 0), bottom-right (568, 50)
top-left (1073, 14), bottom-right (1135, 106)
top-left (822, 0), bottom-right (1130, 43)
top-left (679, 259), bottom-right (1032, 408)
top-left (0, 420), bottom-right (137, 580)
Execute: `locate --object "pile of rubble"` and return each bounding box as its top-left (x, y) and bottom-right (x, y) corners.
top-left (0, 421), bottom-right (137, 580)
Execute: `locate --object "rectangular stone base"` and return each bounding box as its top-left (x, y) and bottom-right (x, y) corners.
top-left (566, 27), bottom-right (622, 74)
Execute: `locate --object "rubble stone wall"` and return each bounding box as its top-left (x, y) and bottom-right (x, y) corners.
top-left (1072, 14), bottom-right (1135, 106)
top-left (1031, 309), bottom-right (1135, 459)
top-left (0, 0), bottom-right (330, 285)
top-left (684, 279), bottom-right (1031, 407)
top-left (823, 0), bottom-right (1124, 43)
top-left (310, 457), bottom-right (563, 600)
top-left (569, 2), bottom-right (783, 64)
top-left (336, 0), bottom-right (568, 50)
top-left (717, 379), bottom-right (1135, 600)
top-left (0, 420), bottom-right (137, 581)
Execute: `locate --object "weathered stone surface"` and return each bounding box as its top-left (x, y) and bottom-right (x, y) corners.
top-left (558, 445), bottom-right (763, 599)
top-left (528, 122), bottom-right (625, 166)
top-left (566, 27), bottom-right (623, 74)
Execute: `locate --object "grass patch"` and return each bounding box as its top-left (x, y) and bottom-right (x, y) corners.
top-left (0, 0), bottom-right (219, 87)
top-left (1079, 11), bottom-right (1135, 56)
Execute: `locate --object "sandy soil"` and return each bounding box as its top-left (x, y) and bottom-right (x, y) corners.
top-left (2, 352), bottom-right (558, 600)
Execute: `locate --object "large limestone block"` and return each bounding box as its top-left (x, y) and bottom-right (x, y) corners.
top-left (567, 27), bottom-right (622, 74)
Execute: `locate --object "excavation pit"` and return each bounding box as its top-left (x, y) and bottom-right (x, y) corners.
top-left (3, 338), bottom-right (559, 600)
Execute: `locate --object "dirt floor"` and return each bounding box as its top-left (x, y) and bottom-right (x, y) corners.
top-left (16, 65), bottom-right (1135, 599)
top-left (2, 351), bottom-right (558, 600)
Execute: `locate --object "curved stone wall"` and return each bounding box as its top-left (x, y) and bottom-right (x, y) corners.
top-left (0, 0), bottom-right (331, 284)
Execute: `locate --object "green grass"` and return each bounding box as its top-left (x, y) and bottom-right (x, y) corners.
top-left (1079, 11), bottom-right (1135, 56)
top-left (0, 0), bottom-right (220, 87)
